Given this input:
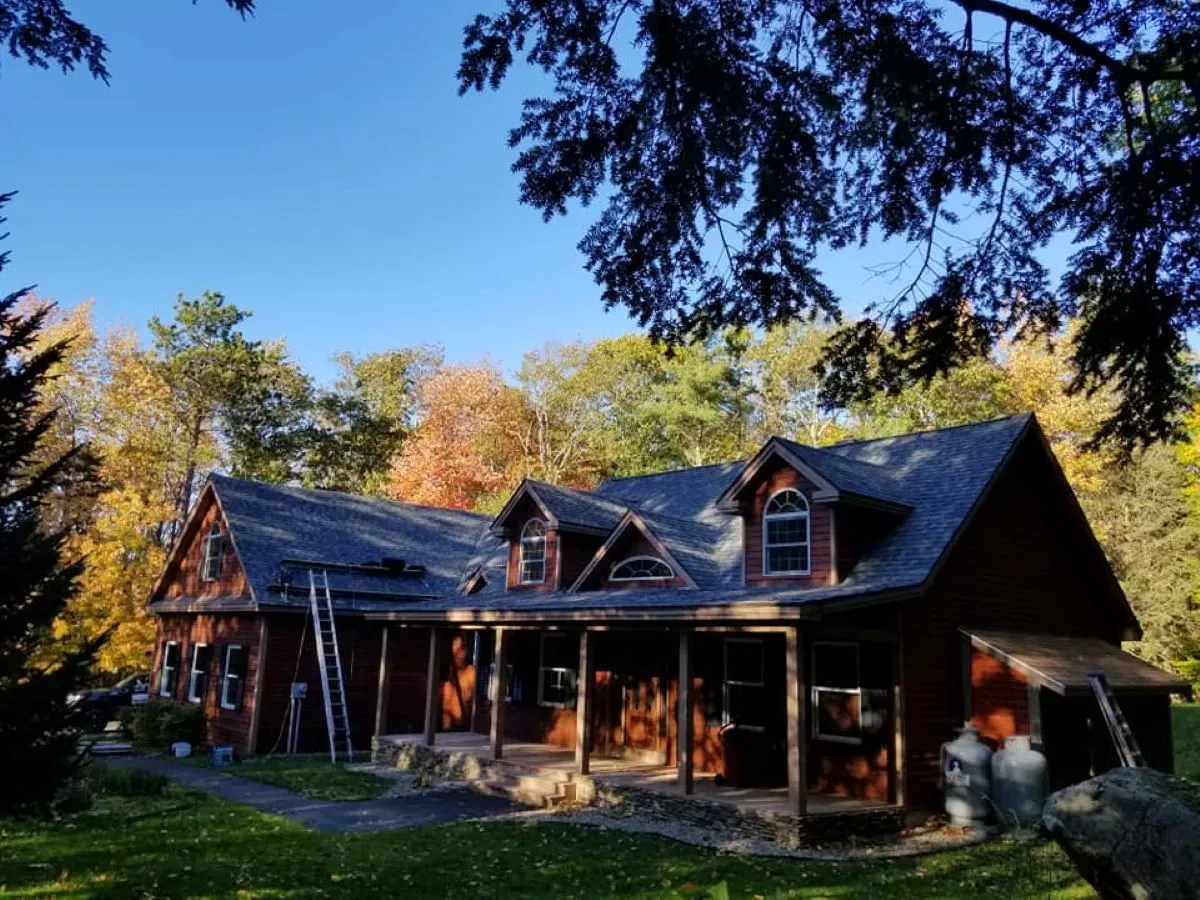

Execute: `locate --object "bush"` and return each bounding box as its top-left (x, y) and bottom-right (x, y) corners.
top-left (124, 700), bottom-right (205, 752)
top-left (53, 780), bottom-right (94, 815)
top-left (87, 764), bottom-right (168, 798)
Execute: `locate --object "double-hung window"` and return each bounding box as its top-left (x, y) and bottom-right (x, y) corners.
top-left (811, 641), bottom-right (862, 744)
top-left (159, 641), bottom-right (180, 697)
top-left (763, 489), bottom-right (810, 575)
top-left (201, 521), bottom-right (223, 582)
top-left (537, 633), bottom-right (578, 709)
top-left (220, 645), bottom-right (248, 711)
top-left (722, 638), bottom-right (766, 730)
top-left (518, 519), bottom-right (547, 584)
top-left (187, 643), bottom-right (212, 703)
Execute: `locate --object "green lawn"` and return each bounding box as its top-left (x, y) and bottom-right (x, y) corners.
top-left (0, 788), bottom-right (1092, 899)
top-left (177, 755), bottom-right (391, 801)
top-left (1174, 703), bottom-right (1200, 780)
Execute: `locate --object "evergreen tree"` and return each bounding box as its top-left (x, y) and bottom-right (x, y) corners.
top-left (0, 193), bottom-right (100, 814)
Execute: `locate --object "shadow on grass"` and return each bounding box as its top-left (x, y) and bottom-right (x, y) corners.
top-left (0, 790), bottom-right (1093, 899)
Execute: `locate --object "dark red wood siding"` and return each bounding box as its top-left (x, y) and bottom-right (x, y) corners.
top-left (902, 436), bottom-right (1133, 808)
top-left (155, 490), bottom-right (249, 602)
top-left (969, 647), bottom-right (1030, 746)
top-left (150, 613), bottom-right (264, 755)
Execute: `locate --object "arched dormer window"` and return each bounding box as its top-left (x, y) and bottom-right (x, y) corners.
top-left (763, 488), bottom-right (810, 575)
top-left (610, 556), bottom-right (674, 582)
top-left (519, 519), bottom-right (547, 584)
top-left (201, 521), bottom-right (223, 582)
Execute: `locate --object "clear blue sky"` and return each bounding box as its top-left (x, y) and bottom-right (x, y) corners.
top-left (2, 0), bottom-right (1053, 384)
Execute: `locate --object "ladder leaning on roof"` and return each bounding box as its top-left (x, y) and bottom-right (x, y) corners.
top-left (1087, 671), bottom-right (1144, 768)
top-left (308, 569), bottom-right (354, 763)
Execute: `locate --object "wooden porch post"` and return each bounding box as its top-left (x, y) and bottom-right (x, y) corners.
top-left (892, 613), bottom-right (907, 808)
top-left (575, 630), bottom-right (593, 775)
top-left (423, 627), bottom-right (441, 746)
top-left (677, 628), bottom-right (694, 794)
top-left (490, 627), bottom-right (507, 759)
top-left (786, 625), bottom-right (808, 816)
top-left (374, 625), bottom-right (391, 740)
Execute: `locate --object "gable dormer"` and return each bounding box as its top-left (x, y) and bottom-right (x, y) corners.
top-left (717, 437), bottom-right (912, 586)
top-left (570, 511), bottom-right (694, 591)
top-left (149, 481), bottom-right (249, 604)
top-left (490, 480), bottom-right (621, 591)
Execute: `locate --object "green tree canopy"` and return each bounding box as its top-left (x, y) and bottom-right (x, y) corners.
top-left (459, 0), bottom-right (1199, 450)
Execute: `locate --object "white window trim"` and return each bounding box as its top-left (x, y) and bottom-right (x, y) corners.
top-left (518, 518), bottom-right (548, 585)
top-left (201, 522), bottom-right (223, 582)
top-left (609, 555), bottom-right (675, 582)
top-left (187, 643), bottom-right (209, 704)
top-left (159, 641), bottom-right (179, 697)
top-left (762, 488), bottom-right (811, 576)
top-left (723, 637), bottom-right (766, 732)
top-left (811, 640), bottom-right (863, 745)
top-left (220, 644), bottom-right (244, 711)
top-left (537, 632), bottom-right (577, 709)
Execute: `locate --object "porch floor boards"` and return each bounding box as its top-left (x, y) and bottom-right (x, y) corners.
top-left (380, 732), bottom-right (887, 818)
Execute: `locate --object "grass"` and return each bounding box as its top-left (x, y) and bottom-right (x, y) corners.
top-left (0, 787), bottom-right (1093, 899)
top-left (1173, 703), bottom-right (1200, 780)
top-left (176, 755), bottom-right (391, 801)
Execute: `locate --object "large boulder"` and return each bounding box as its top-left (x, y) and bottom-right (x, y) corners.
top-left (1041, 767), bottom-right (1200, 900)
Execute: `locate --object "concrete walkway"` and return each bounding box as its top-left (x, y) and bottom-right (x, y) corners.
top-left (106, 756), bottom-right (519, 834)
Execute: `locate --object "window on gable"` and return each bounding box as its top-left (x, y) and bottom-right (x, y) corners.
top-left (763, 488), bottom-right (810, 575)
top-left (201, 521), bottom-right (223, 582)
top-left (610, 556), bottom-right (674, 581)
top-left (219, 644), bottom-right (248, 711)
top-left (159, 641), bottom-right (180, 697)
top-left (187, 643), bottom-right (212, 704)
top-left (518, 519), bottom-right (547, 584)
top-left (537, 632), bottom-right (578, 709)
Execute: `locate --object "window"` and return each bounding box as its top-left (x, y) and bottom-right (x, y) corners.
top-left (610, 556), bottom-right (674, 581)
top-left (201, 521), bottom-right (223, 582)
top-left (723, 638), bottom-right (766, 730)
top-left (187, 643), bottom-right (212, 703)
top-left (473, 638), bottom-right (514, 702)
top-left (812, 642), bottom-right (862, 744)
top-left (518, 519), bottom-right (547, 584)
top-left (763, 488), bottom-right (810, 575)
top-left (159, 641), bottom-right (180, 697)
top-left (538, 633), bottom-right (578, 709)
top-left (220, 645), bottom-right (249, 711)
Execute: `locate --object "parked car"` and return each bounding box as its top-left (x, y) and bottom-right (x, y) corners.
top-left (69, 673), bottom-right (150, 731)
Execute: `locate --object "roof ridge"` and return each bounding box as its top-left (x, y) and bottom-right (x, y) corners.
top-left (209, 473), bottom-right (492, 521)
top-left (527, 479), bottom-right (628, 510)
top-left (599, 459), bottom-right (745, 486)
top-left (825, 411), bottom-right (1032, 450)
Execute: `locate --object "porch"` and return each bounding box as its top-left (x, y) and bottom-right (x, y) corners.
top-left (374, 731), bottom-right (888, 817)
top-left (371, 616), bottom-right (907, 823)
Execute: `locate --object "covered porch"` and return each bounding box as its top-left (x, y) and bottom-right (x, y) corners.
top-left (371, 613), bottom-right (907, 819)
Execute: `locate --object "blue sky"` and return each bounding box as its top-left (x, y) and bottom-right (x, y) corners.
top-left (3, 0), bottom-right (1054, 384)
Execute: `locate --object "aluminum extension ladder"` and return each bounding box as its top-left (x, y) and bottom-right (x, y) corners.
top-left (308, 570), bottom-right (354, 762)
top-left (1087, 671), bottom-right (1144, 768)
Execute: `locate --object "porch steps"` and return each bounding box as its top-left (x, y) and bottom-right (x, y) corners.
top-left (472, 762), bottom-right (590, 809)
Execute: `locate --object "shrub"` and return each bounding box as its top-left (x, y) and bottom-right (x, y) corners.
top-left (53, 780), bottom-right (94, 815)
top-left (87, 764), bottom-right (168, 798)
top-left (125, 700), bottom-right (205, 752)
top-left (159, 703), bottom-right (204, 748)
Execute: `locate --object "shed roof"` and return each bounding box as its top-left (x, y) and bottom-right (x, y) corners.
top-left (963, 629), bottom-right (1191, 696)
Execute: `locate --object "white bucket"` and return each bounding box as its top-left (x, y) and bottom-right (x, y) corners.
top-left (170, 741), bottom-right (192, 758)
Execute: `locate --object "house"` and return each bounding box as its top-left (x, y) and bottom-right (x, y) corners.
top-left (148, 412), bottom-right (1189, 821)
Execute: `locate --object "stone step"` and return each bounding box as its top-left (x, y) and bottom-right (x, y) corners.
top-left (472, 769), bottom-right (576, 809)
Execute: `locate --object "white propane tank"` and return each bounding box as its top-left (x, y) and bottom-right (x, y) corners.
top-left (940, 726), bottom-right (993, 826)
top-left (991, 735), bottom-right (1049, 826)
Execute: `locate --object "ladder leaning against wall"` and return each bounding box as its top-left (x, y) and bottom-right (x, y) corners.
top-left (308, 569), bottom-right (354, 762)
top-left (1087, 671), bottom-right (1144, 768)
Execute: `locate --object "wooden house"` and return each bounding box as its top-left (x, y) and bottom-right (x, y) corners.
top-left (148, 413), bottom-right (1189, 816)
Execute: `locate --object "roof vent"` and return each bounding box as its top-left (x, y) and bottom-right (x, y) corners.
top-left (380, 557), bottom-right (407, 572)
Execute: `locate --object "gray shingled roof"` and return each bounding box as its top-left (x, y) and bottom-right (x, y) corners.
top-left (525, 480), bottom-right (627, 532)
top-left (150, 475), bottom-right (489, 613)
top-left (154, 414), bottom-right (1041, 619)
